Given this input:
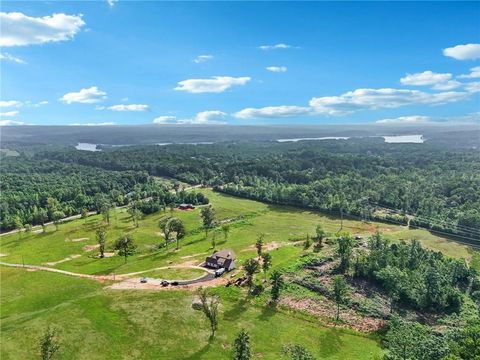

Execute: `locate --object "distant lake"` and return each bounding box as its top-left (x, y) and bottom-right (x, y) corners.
top-left (277, 137), bottom-right (350, 143)
top-left (383, 135), bottom-right (424, 143)
top-left (75, 143), bottom-right (101, 151)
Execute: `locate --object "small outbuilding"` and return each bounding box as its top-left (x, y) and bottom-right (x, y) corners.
top-left (205, 249), bottom-right (236, 271)
top-left (178, 203), bottom-right (195, 210)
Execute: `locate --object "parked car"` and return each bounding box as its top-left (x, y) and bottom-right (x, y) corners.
top-left (161, 280), bottom-right (169, 287)
top-left (140, 277), bottom-right (148, 283)
top-left (171, 281), bottom-right (179, 286)
top-left (215, 268), bottom-right (226, 277)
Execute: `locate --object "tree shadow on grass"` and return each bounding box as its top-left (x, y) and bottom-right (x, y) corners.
top-left (257, 304), bottom-right (277, 322)
top-left (317, 328), bottom-right (344, 357)
top-left (181, 337), bottom-right (213, 360)
top-left (223, 298), bottom-right (249, 321)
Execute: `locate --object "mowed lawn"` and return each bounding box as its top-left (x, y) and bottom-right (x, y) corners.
top-left (0, 189), bottom-right (471, 276)
top-left (0, 267), bottom-right (382, 360)
top-left (0, 189), bottom-right (474, 359)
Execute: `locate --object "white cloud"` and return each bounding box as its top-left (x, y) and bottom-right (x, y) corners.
top-left (234, 105), bottom-right (312, 119)
top-left (180, 110), bottom-right (227, 124)
top-left (107, 0), bottom-right (118, 6)
top-left (309, 88), bottom-right (470, 115)
top-left (0, 110), bottom-right (19, 117)
top-left (259, 43), bottom-right (291, 50)
top-left (266, 66), bottom-right (287, 73)
top-left (0, 52), bottom-right (26, 64)
top-left (60, 86), bottom-right (107, 104)
top-left (376, 115), bottom-right (432, 124)
top-left (376, 112), bottom-right (480, 125)
top-left (69, 122), bottom-right (115, 126)
top-left (401, 71), bottom-right (451, 85)
top-left (193, 55), bottom-right (213, 64)
top-left (443, 44), bottom-right (480, 60)
top-left (153, 116), bottom-right (177, 124)
top-left (0, 120), bottom-right (24, 126)
top-left (153, 111), bottom-right (227, 125)
top-left (175, 76), bottom-right (250, 93)
top-left (106, 104), bottom-right (149, 111)
top-left (464, 82), bottom-right (480, 93)
top-left (431, 80), bottom-right (462, 91)
top-left (234, 86), bottom-right (474, 120)
top-left (458, 66), bottom-right (480, 79)
top-left (0, 12), bottom-right (85, 47)
top-left (400, 71), bottom-right (461, 90)
top-left (0, 100), bottom-right (22, 108)
top-left (31, 100), bottom-right (48, 107)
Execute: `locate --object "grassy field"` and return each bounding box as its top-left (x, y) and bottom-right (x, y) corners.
top-left (1, 189), bottom-right (475, 359)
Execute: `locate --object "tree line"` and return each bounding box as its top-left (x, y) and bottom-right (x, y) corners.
top-left (31, 139), bottom-right (480, 240)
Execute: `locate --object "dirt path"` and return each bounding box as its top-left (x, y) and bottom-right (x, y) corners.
top-left (0, 261), bottom-right (117, 281)
top-left (0, 261), bottom-right (214, 284)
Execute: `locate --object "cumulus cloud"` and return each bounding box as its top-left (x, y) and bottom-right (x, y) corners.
top-left (258, 43), bottom-right (291, 50)
top-left (443, 44), bottom-right (480, 60)
top-left (193, 54), bottom-right (213, 63)
top-left (0, 100), bottom-right (22, 108)
top-left (266, 66), bottom-right (287, 73)
top-left (153, 116), bottom-right (177, 124)
top-left (458, 66), bottom-right (480, 79)
top-left (153, 111), bottom-right (227, 125)
top-left (69, 122), bottom-right (115, 126)
top-left (464, 82), bottom-right (480, 93)
top-left (60, 86), bottom-right (107, 104)
top-left (106, 104), bottom-right (149, 111)
top-left (234, 86), bottom-right (474, 120)
top-left (0, 110), bottom-right (19, 117)
top-left (0, 52), bottom-right (26, 64)
top-left (400, 71), bottom-right (460, 90)
top-left (0, 120), bottom-right (24, 126)
top-left (175, 76), bottom-right (250, 93)
top-left (376, 115), bottom-right (432, 124)
top-left (0, 12), bottom-right (85, 47)
top-left (309, 88), bottom-right (470, 115)
top-left (181, 110), bottom-right (227, 124)
top-left (234, 105), bottom-right (312, 119)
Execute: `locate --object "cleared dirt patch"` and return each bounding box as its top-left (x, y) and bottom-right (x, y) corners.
top-left (83, 244), bottom-right (100, 252)
top-left (281, 296), bottom-right (385, 333)
top-left (241, 241), bottom-right (301, 253)
top-left (69, 237), bottom-right (89, 242)
top-left (44, 254), bottom-right (81, 266)
top-left (0, 253), bottom-right (8, 257)
top-left (108, 276), bottom-right (227, 291)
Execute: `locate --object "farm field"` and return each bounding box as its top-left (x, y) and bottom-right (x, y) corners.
top-left (0, 189), bottom-right (475, 359)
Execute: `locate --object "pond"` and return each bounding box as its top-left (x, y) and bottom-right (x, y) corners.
top-left (383, 135), bottom-right (424, 143)
top-left (75, 143), bottom-right (101, 151)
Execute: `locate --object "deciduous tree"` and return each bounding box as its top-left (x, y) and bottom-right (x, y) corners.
top-left (114, 235), bottom-right (136, 263)
top-left (198, 287), bottom-right (220, 338)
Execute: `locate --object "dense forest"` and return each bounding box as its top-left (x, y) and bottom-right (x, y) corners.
top-left (0, 157), bottom-right (208, 231)
top-left (1, 138), bottom-right (479, 241)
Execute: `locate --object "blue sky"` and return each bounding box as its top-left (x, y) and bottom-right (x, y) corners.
top-left (1, 1), bottom-right (479, 126)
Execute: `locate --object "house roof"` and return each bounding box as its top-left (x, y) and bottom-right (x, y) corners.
top-left (211, 249), bottom-right (236, 261)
